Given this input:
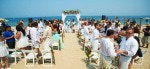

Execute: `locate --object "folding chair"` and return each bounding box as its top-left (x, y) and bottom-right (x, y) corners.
top-left (7, 49), bottom-right (22, 65)
top-left (21, 50), bottom-right (38, 66)
top-left (41, 50), bottom-right (53, 66)
top-left (52, 39), bottom-right (60, 50)
top-left (89, 51), bottom-right (100, 67)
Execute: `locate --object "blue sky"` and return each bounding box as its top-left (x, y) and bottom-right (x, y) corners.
top-left (0, 0), bottom-right (150, 18)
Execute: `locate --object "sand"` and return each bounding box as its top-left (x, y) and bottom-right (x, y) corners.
top-left (6, 26), bottom-right (150, 69)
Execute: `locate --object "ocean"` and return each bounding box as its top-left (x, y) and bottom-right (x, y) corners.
top-left (4, 16), bottom-right (150, 26)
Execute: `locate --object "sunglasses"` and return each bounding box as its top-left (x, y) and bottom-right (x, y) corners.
top-left (126, 32), bottom-right (132, 34)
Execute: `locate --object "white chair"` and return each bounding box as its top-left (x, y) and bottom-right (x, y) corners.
top-left (52, 40), bottom-right (60, 50)
top-left (21, 50), bottom-right (38, 66)
top-left (132, 50), bottom-right (148, 65)
top-left (79, 35), bottom-right (84, 45)
top-left (89, 51), bottom-right (100, 66)
top-left (133, 56), bottom-right (143, 65)
top-left (100, 54), bottom-right (112, 69)
top-left (84, 40), bottom-right (91, 51)
top-left (28, 40), bottom-right (33, 46)
top-left (41, 50), bottom-right (53, 66)
top-left (7, 49), bottom-right (22, 65)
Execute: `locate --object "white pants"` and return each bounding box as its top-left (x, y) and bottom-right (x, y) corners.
top-left (119, 55), bottom-right (132, 69)
top-left (99, 53), bottom-right (112, 69)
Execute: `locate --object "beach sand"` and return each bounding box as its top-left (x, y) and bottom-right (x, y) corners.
top-left (7, 26), bottom-right (150, 69)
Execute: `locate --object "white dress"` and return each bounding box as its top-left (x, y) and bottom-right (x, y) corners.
top-left (0, 41), bottom-right (9, 57)
top-left (16, 32), bottom-right (29, 48)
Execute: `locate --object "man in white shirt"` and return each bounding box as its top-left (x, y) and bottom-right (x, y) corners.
top-left (84, 22), bottom-right (90, 41)
top-left (100, 30), bottom-right (120, 69)
top-left (30, 22), bottom-right (41, 56)
top-left (38, 19), bottom-right (43, 36)
top-left (92, 23), bottom-right (101, 52)
top-left (118, 28), bottom-right (138, 69)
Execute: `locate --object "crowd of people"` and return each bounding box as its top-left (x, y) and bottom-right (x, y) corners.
top-left (77, 17), bottom-right (150, 69)
top-left (0, 17), bottom-right (149, 69)
top-left (0, 18), bottom-right (64, 68)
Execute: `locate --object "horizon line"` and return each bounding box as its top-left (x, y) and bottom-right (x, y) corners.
top-left (2, 15), bottom-right (150, 18)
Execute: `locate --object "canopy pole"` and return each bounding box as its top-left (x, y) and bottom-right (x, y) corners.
top-left (139, 18), bottom-right (142, 38)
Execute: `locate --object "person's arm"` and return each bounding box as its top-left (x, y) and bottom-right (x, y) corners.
top-left (122, 40), bottom-right (138, 56)
top-left (107, 43), bottom-right (117, 58)
top-left (93, 30), bottom-right (100, 40)
top-left (15, 32), bottom-right (21, 39)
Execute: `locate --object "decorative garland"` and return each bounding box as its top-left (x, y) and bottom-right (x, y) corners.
top-left (63, 10), bottom-right (80, 14)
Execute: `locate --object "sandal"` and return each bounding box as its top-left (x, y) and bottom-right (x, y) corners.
top-left (143, 46), bottom-right (148, 48)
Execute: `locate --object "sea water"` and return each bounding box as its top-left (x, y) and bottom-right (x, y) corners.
top-left (5, 16), bottom-right (150, 26)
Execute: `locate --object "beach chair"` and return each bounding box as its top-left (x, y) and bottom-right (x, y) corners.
top-left (41, 50), bottom-right (53, 66)
top-left (84, 39), bottom-right (91, 51)
top-left (100, 54), bottom-right (112, 69)
top-left (132, 50), bottom-right (147, 65)
top-left (133, 56), bottom-right (143, 65)
top-left (21, 50), bottom-right (38, 66)
top-left (52, 39), bottom-right (60, 50)
top-left (89, 51), bottom-right (100, 67)
top-left (7, 49), bottom-right (22, 65)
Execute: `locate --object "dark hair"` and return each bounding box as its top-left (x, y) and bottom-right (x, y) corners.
top-left (53, 24), bottom-right (57, 29)
top-left (53, 24), bottom-right (60, 34)
top-left (44, 19), bottom-right (47, 23)
top-left (0, 30), bottom-right (2, 35)
top-left (45, 21), bottom-right (49, 25)
top-left (31, 22), bottom-right (38, 27)
top-left (5, 26), bottom-right (11, 31)
top-left (106, 30), bottom-right (114, 36)
top-left (16, 25), bottom-right (26, 36)
top-left (28, 18), bottom-right (33, 23)
top-left (94, 23), bottom-right (99, 28)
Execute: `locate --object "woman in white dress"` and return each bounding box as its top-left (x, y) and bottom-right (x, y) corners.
top-left (43, 21), bottom-right (52, 52)
top-left (0, 30), bottom-right (9, 69)
top-left (15, 25), bottom-right (28, 49)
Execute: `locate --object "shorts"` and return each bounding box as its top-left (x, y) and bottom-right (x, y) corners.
top-left (142, 36), bottom-right (150, 44)
top-left (6, 42), bottom-right (15, 49)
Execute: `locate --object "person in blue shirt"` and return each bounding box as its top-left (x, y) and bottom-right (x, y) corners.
top-left (3, 26), bottom-right (15, 49)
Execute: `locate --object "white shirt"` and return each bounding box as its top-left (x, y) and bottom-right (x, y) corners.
top-left (80, 28), bottom-right (84, 35)
top-left (26, 26), bottom-right (31, 35)
top-left (38, 23), bottom-right (43, 34)
top-left (0, 22), bottom-right (2, 26)
top-left (30, 27), bottom-right (40, 43)
top-left (120, 36), bottom-right (138, 56)
top-left (114, 27), bottom-right (121, 35)
top-left (93, 29), bottom-right (100, 41)
top-left (84, 26), bottom-right (90, 40)
top-left (100, 37), bottom-right (117, 58)
top-left (111, 22), bottom-right (116, 29)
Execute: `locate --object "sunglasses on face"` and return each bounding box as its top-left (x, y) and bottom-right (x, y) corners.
top-left (126, 32), bottom-right (132, 34)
